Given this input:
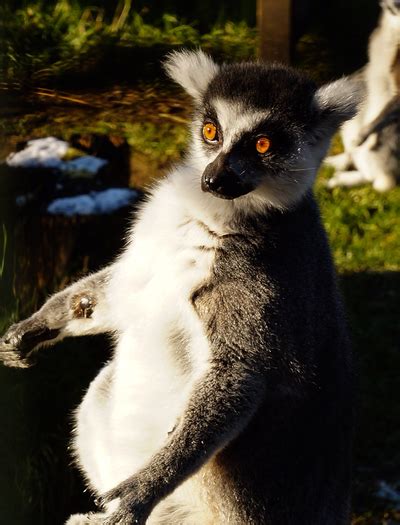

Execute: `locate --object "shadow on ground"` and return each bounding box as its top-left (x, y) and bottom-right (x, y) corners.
top-left (340, 272), bottom-right (400, 521)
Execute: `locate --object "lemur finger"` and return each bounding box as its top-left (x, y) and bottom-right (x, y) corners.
top-left (99, 482), bottom-right (130, 505)
top-left (97, 494), bottom-right (116, 507)
top-left (18, 326), bottom-right (60, 353)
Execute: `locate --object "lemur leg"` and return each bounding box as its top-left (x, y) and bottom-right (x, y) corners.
top-left (324, 152), bottom-right (353, 171)
top-left (326, 170), bottom-right (370, 188)
top-left (373, 173), bottom-right (397, 192)
top-left (0, 267), bottom-right (112, 368)
top-left (353, 142), bottom-right (397, 192)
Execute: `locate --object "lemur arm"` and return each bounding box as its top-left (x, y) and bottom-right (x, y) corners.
top-left (0, 267), bottom-right (112, 368)
top-left (101, 362), bottom-right (265, 524)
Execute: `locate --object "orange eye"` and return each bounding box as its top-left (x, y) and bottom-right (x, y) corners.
top-left (256, 136), bottom-right (271, 154)
top-left (203, 122), bottom-right (218, 142)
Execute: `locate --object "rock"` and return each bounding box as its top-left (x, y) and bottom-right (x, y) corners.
top-left (47, 188), bottom-right (139, 216)
top-left (1, 134), bottom-right (137, 213)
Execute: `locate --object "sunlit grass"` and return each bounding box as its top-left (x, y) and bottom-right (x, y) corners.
top-left (316, 168), bottom-right (400, 273)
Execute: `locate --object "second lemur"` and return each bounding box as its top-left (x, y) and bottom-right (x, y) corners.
top-left (0, 51), bottom-right (359, 524)
top-left (325, 0), bottom-right (400, 191)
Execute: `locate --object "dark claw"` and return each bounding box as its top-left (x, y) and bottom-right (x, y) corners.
top-left (94, 496), bottom-right (103, 507)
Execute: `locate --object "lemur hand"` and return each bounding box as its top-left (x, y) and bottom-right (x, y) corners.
top-left (0, 317), bottom-right (60, 368)
top-left (100, 478), bottom-right (154, 525)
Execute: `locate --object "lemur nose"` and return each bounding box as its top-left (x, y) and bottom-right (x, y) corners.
top-left (206, 176), bottom-right (218, 189)
top-left (202, 174), bottom-right (221, 192)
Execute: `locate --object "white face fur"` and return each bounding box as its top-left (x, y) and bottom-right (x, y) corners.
top-left (164, 50), bottom-right (361, 214)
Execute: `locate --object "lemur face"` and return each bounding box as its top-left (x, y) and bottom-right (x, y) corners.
top-left (165, 51), bottom-right (361, 208)
top-left (195, 65), bottom-right (319, 200)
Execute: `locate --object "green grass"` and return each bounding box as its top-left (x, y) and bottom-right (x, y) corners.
top-left (317, 168), bottom-right (400, 273)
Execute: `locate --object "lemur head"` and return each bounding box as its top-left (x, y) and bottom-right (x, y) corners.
top-left (165, 50), bottom-right (361, 210)
top-left (381, 0), bottom-right (400, 16)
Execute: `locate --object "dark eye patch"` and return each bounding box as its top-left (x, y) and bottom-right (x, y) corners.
top-left (238, 118), bottom-right (299, 159)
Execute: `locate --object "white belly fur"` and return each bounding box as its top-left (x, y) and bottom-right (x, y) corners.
top-left (72, 178), bottom-right (218, 501)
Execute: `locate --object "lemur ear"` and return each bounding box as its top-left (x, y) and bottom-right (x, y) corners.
top-left (313, 77), bottom-right (364, 135)
top-left (164, 49), bottom-right (220, 101)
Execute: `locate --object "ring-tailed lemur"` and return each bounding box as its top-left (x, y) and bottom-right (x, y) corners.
top-left (0, 51), bottom-right (360, 525)
top-left (325, 0), bottom-right (400, 191)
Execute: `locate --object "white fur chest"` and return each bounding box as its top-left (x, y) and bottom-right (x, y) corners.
top-left (102, 177), bottom-right (218, 479)
top-left (108, 178), bottom-right (218, 335)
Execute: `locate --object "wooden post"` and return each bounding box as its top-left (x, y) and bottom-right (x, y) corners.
top-left (257, 0), bottom-right (292, 64)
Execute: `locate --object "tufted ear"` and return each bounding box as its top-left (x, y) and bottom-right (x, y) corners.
top-left (313, 77), bottom-right (364, 135)
top-left (163, 49), bottom-right (220, 101)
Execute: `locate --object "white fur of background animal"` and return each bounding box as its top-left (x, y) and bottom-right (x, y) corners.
top-left (325, 3), bottom-right (400, 191)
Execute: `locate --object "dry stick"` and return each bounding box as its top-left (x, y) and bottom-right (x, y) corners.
top-left (158, 113), bottom-right (189, 124)
top-left (33, 90), bottom-right (98, 107)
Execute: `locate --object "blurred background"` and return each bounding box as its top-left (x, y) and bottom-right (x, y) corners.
top-left (0, 0), bottom-right (399, 523)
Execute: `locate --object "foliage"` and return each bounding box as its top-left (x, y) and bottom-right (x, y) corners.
top-left (0, 1), bottom-right (257, 86)
top-left (317, 168), bottom-right (400, 273)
